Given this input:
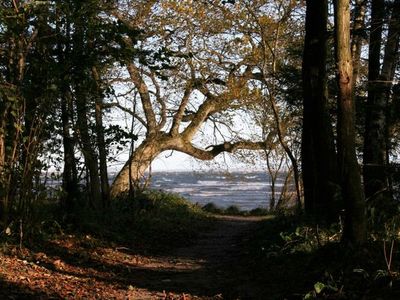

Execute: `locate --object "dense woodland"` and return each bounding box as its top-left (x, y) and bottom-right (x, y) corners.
top-left (0, 0), bottom-right (400, 299)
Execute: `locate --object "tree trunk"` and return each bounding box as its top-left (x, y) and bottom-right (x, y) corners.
top-left (61, 91), bottom-right (79, 212)
top-left (72, 2), bottom-right (102, 209)
top-left (0, 107), bottom-right (7, 225)
top-left (351, 0), bottom-right (367, 85)
top-left (92, 67), bottom-right (110, 208)
top-left (377, 1), bottom-right (400, 195)
top-left (57, 6), bottom-right (79, 212)
top-left (334, 0), bottom-right (366, 245)
top-left (267, 91), bottom-right (302, 211)
top-left (302, 0), bottom-right (340, 222)
top-left (363, 0), bottom-right (388, 201)
top-left (266, 151), bottom-right (277, 211)
top-left (110, 138), bottom-right (164, 198)
top-left (75, 89), bottom-right (102, 209)
top-left (364, 1), bottom-right (400, 203)
top-left (110, 131), bottom-right (268, 198)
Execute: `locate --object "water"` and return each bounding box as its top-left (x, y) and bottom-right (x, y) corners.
top-left (150, 171), bottom-right (288, 211)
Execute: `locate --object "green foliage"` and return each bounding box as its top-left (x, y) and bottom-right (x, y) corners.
top-left (0, 190), bottom-right (215, 255)
top-left (68, 190), bottom-right (214, 252)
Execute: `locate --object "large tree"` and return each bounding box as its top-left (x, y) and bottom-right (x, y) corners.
top-left (334, 0), bottom-right (366, 244)
top-left (301, 0), bottom-right (340, 222)
top-left (108, 1), bottom-right (280, 197)
top-left (363, 0), bottom-right (400, 203)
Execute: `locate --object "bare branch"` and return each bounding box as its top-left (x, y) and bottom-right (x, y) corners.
top-left (147, 71), bottom-right (167, 130)
top-left (126, 63), bottom-right (158, 135)
top-left (170, 83), bottom-right (194, 136)
top-left (102, 102), bottom-right (147, 127)
top-left (174, 140), bottom-right (267, 161)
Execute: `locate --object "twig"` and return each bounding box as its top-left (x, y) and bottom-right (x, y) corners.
top-left (316, 225), bottom-right (322, 248)
top-left (19, 219), bottom-right (23, 251)
top-left (383, 240), bottom-right (395, 277)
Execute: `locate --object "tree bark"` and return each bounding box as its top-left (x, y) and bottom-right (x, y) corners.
top-left (92, 67), bottom-right (111, 208)
top-left (0, 104), bottom-right (8, 225)
top-left (72, 2), bottom-right (102, 209)
top-left (75, 89), bottom-right (102, 209)
top-left (335, 0), bottom-right (366, 245)
top-left (363, 0), bottom-right (388, 201)
top-left (61, 91), bottom-right (79, 212)
top-left (351, 0), bottom-right (367, 85)
top-left (364, 1), bottom-right (400, 202)
top-left (110, 138), bottom-right (164, 198)
top-left (57, 12), bottom-right (79, 212)
top-left (302, 0), bottom-right (340, 222)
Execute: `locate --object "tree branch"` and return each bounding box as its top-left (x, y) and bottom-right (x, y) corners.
top-left (102, 102), bottom-right (147, 127)
top-left (170, 83), bottom-right (194, 135)
top-left (126, 63), bottom-right (158, 135)
top-left (174, 140), bottom-right (267, 161)
top-left (146, 70), bottom-right (167, 130)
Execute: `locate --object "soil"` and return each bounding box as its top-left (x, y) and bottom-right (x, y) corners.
top-left (0, 215), bottom-right (265, 299)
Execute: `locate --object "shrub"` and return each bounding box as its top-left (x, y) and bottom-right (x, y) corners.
top-left (225, 205), bottom-right (242, 215)
top-left (202, 202), bottom-right (224, 214)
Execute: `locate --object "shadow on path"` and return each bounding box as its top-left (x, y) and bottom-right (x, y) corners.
top-left (0, 215), bottom-right (266, 299)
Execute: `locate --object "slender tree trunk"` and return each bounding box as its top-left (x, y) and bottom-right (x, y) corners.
top-left (61, 92), bottom-right (79, 211)
top-left (57, 6), bottom-right (79, 212)
top-left (266, 151), bottom-right (284, 211)
top-left (266, 152), bottom-right (276, 211)
top-left (268, 92), bottom-right (302, 211)
top-left (363, 0), bottom-right (387, 200)
top-left (351, 0), bottom-right (367, 85)
top-left (75, 89), bottom-right (102, 209)
top-left (0, 108), bottom-right (7, 225)
top-left (377, 1), bottom-right (400, 195)
top-left (335, 0), bottom-right (366, 244)
top-left (72, 2), bottom-right (102, 209)
top-left (302, 0), bottom-right (340, 222)
top-left (278, 168), bottom-right (294, 209)
top-left (92, 67), bottom-right (110, 208)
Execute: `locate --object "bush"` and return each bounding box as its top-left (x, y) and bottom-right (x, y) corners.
top-left (225, 205), bottom-right (242, 215)
top-left (202, 202), bottom-right (269, 216)
top-left (249, 207), bottom-right (269, 216)
top-left (202, 202), bottom-right (224, 214)
top-left (71, 190), bottom-right (215, 252)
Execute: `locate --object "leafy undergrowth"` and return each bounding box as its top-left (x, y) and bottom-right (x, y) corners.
top-left (67, 190), bottom-right (215, 254)
top-left (2, 195), bottom-right (400, 299)
top-left (0, 191), bottom-right (217, 299)
top-left (228, 215), bottom-right (400, 299)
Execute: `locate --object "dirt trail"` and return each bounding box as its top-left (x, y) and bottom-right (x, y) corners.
top-left (0, 215), bottom-right (265, 299)
top-left (162, 215), bottom-right (264, 297)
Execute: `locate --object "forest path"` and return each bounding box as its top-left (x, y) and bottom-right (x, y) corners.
top-left (0, 215), bottom-right (266, 299)
top-left (159, 215), bottom-right (266, 298)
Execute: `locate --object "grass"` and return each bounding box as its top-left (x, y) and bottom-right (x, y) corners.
top-left (0, 190), bottom-right (215, 255)
top-left (69, 190), bottom-right (215, 253)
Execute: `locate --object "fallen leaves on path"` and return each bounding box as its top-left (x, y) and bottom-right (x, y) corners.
top-left (0, 216), bottom-right (265, 299)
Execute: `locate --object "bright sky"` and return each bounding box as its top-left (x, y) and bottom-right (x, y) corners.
top-left (149, 149), bottom-right (266, 173)
top-left (151, 151), bottom-right (196, 171)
